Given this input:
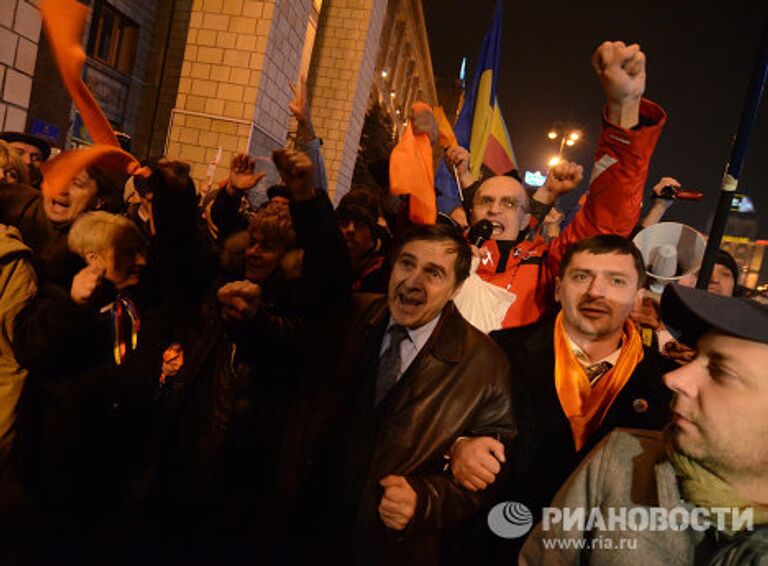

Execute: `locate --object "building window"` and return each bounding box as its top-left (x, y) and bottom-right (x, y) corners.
top-left (86, 1), bottom-right (138, 75)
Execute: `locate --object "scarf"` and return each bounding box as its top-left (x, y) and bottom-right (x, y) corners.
top-left (553, 311), bottom-right (644, 451)
top-left (668, 447), bottom-right (768, 530)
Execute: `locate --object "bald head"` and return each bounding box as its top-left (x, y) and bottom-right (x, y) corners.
top-left (470, 176), bottom-right (530, 241)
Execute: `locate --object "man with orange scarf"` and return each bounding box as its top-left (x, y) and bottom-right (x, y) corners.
top-left (521, 283), bottom-right (768, 564)
top-left (448, 235), bottom-right (673, 554)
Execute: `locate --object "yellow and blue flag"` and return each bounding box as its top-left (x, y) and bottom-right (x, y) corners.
top-left (437, 0), bottom-right (517, 213)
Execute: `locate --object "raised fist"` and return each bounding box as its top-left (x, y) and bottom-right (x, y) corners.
top-left (412, 107), bottom-right (438, 144)
top-left (592, 41), bottom-right (646, 105)
top-left (445, 145), bottom-right (473, 188)
top-left (544, 160), bottom-right (584, 197)
top-left (217, 280), bottom-right (262, 321)
top-left (592, 41), bottom-right (646, 127)
top-left (445, 145), bottom-right (470, 175)
top-left (70, 262), bottom-right (105, 305)
top-left (272, 149), bottom-right (314, 201)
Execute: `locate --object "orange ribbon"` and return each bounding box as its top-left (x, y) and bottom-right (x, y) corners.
top-left (38, 0), bottom-right (147, 199)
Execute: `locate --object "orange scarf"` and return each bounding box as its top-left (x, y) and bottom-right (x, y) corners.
top-left (38, 0), bottom-right (147, 200)
top-left (553, 311), bottom-right (644, 451)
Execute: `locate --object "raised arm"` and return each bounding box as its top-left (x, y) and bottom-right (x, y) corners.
top-left (549, 41), bottom-right (666, 272)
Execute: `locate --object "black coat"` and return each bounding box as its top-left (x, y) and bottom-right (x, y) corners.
top-left (13, 279), bottom-right (172, 565)
top-left (491, 316), bottom-right (673, 518)
top-left (140, 194), bottom-right (350, 562)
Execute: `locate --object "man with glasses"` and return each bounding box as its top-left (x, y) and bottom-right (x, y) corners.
top-left (465, 41), bottom-right (666, 328)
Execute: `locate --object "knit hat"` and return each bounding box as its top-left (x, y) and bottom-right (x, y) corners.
top-left (336, 192), bottom-right (379, 233)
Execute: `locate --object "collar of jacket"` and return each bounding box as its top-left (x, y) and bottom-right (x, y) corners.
top-left (366, 299), bottom-right (464, 364)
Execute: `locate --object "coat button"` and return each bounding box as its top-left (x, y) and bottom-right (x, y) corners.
top-left (632, 398), bottom-right (649, 413)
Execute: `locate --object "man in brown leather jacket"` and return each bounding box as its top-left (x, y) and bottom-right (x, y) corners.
top-left (222, 172), bottom-right (516, 564)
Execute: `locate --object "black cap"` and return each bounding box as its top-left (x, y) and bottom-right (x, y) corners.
top-left (661, 283), bottom-right (768, 347)
top-left (0, 131), bottom-right (52, 160)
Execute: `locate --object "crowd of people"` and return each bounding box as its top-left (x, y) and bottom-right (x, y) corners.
top-left (0, 37), bottom-right (766, 566)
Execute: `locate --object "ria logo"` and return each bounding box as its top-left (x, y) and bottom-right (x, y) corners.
top-left (487, 501), bottom-right (534, 539)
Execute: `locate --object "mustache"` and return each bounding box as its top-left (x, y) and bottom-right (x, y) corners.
top-left (578, 297), bottom-right (613, 312)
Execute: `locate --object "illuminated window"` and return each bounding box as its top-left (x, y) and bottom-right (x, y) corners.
top-left (86, 1), bottom-right (138, 75)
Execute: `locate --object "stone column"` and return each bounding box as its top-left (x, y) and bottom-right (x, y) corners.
top-left (0, 0), bottom-right (41, 131)
top-left (166, 0), bottom-right (313, 187)
top-left (306, 0), bottom-right (388, 203)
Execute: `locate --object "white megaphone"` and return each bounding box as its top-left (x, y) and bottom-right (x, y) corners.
top-left (632, 222), bottom-right (707, 294)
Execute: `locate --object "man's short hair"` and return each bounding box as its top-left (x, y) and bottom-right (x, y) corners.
top-left (68, 211), bottom-right (145, 259)
top-left (559, 234), bottom-right (646, 288)
top-left (393, 223), bottom-right (472, 285)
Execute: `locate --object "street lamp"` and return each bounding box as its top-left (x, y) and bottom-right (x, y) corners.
top-left (547, 128), bottom-right (581, 157)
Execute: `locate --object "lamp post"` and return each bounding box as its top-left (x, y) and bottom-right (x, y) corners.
top-left (547, 128), bottom-right (580, 169)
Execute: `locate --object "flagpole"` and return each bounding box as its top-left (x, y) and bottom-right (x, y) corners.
top-left (452, 164), bottom-right (464, 202)
top-left (454, 56), bottom-right (468, 204)
top-left (697, 16), bottom-right (768, 289)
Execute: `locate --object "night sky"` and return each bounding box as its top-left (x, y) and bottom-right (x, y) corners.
top-left (423, 0), bottom-right (768, 240)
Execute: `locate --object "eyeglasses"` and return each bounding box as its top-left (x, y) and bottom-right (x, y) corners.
top-left (474, 196), bottom-right (524, 211)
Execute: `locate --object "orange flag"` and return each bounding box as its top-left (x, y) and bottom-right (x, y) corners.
top-left (434, 106), bottom-right (458, 149)
top-left (389, 102), bottom-right (437, 225)
top-left (38, 0), bottom-right (145, 198)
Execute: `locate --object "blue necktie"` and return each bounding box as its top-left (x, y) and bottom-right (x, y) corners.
top-left (375, 325), bottom-right (409, 405)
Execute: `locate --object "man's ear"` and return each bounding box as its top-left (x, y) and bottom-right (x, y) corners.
top-left (554, 275), bottom-right (562, 303)
top-left (84, 250), bottom-right (107, 269)
top-left (520, 212), bottom-right (531, 231)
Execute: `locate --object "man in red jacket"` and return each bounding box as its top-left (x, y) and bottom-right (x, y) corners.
top-left (458, 41), bottom-right (666, 328)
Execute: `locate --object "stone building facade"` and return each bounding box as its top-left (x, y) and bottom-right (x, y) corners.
top-left (5, 0), bottom-right (437, 202)
top-left (0, 0), bottom-right (42, 133)
top-left (370, 0), bottom-right (436, 137)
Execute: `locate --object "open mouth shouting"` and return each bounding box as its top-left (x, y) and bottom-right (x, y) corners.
top-left (489, 220), bottom-right (505, 235)
top-left (50, 198), bottom-right (71, 213)
top-left (395, 289), bottom-right (425, 313)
